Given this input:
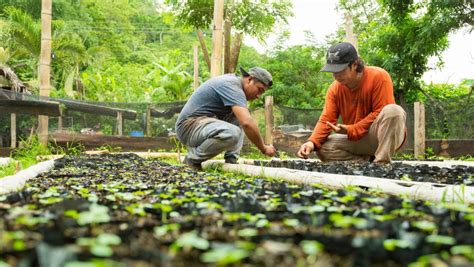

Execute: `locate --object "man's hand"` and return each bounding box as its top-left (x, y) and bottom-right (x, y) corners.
top-left (262, 144), bottom-right (277, 157)
top-left (297, 141), bottom-right (315, 159)
top-left (327, 122), bottom-right (348, 134)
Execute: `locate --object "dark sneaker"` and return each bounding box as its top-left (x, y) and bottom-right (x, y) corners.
top-left (183, 157), bottom-right (203, 171)
top-left (224, 156), bottom-right (238, 164)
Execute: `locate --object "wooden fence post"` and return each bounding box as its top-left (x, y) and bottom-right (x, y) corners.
top-left (11, 114), bottom-right (16, 148)
top-left (57, 116), bottom-right (63, 132)
top-left (145, 108), bottom-right (152, 137)
top-left (414, 102), bottom-right (425, 158)
top-left (116, 111), bottom-right (123, 136)
top-left (210, 0), bottom-right (224, 77)
top-left (38, 0), bottom-right (52, 146)
top-left (264, 96), bottom-right (274, 145)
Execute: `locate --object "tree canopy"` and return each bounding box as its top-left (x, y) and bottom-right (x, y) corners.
top-left (0, 0), bottom-right (471, 108)
top-left (339, 0), bottom-right (473, 102)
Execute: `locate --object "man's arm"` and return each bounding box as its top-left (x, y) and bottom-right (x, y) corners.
top-left (298, 87), bottom-right (339, 158)
top-left (307, 87), bottom-right (339, 149)
top-left (232, 106), bottom-right (276, 156)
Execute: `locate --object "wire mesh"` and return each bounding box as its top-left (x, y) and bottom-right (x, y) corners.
top-left (1, 88), bottom-right (473, 149)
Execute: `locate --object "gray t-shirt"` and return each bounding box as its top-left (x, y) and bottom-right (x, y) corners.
top-left (176, 74), bottom-right (247, 139)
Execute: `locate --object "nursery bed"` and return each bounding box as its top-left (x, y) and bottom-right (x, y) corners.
top-left (1, 153), bottom-right (473, 266)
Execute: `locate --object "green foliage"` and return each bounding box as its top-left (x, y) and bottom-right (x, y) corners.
top-left (1, 0), bottom-right (196, 102)
top-left (264, 44), bottom-right (332, 108)
top-left (201, 245), bottom-right (250, 265)
top-left (77, 233), bottom-right (121, 257)
top-left (10, 136), bottom-right (52, 171)
top-left (0, 161), bottom-right (16, 178)
top-left (76, 204), bottom-right (111, 225)
top-left (339, 0), bottom-right (473, 101)
top-left (165, 0), bottom-right (293, 40)
top-left (421, 81), bottom-right (474, 139)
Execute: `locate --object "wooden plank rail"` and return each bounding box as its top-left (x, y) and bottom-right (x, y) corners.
top-left (0, 99), bottom-right (61, 116)
top-left (148, 107), bottom-right (183, 118)
top-left (51, 133), bottom-right (177, 151)
top-left (0, 92), bottom-right (137, 120)
top-left (58, 99), bottom-right (137, 120)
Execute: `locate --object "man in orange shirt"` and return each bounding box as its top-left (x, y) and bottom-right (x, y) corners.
top-left (297, 42), bottom-right (406, 163)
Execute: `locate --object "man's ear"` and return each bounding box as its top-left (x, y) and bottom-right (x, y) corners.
top-left (350, 62), bottom-right (358, 71)
top-left (246, 76), bottom-right (253, 84)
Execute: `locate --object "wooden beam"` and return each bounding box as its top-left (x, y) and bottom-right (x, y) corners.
top-left (0, 92), bottom-right (136, 120)
top-left (414, 102), bottom-right (425, 158)
top-left (0, 99), bottom-right (61, 116)
top-left (10, 113), bottom-right (16, 149)
top-left (116, 112), bottom-right (123, 136)
top-left (426, 139), bottom-right (474, 157)
top-left (148, 107), bottom-right (183, 118)
top-left (145, 108), bottom-right (152, 137)
top-left (57, 116), bottom-right (63, 132)
top-left (265, 96), bottom-right (274, 145)
top-left (39, 0), bottom-right (53, 146)
top-left (51, 133), bottom-right (176, 151)
top-left (210, 0), bottom-right (224, 77)
top-left (59, 99), bottom-right (137, 120)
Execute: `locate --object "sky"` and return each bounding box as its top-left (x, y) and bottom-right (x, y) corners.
top-left (244, 0), bottom-right (474, 84)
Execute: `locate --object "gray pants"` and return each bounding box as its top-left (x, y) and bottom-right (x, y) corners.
top-left (178, 117), bottom-right (244, 163)
top-left (317, 104), bottom-right (406, 162)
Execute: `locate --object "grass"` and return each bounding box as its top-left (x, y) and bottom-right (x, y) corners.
top-left (0, 161), bottom-right (16, 177)
top-left (0, 137), bottom-right (56, 178)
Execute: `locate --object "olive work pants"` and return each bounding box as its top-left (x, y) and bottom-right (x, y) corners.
top-left (177, 117), bottom-right (244, 164)
top-left (316, 104), bottom-right (407, 163)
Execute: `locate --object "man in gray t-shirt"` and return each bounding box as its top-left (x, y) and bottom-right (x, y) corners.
top-left (176, 67), bottom-right (277, 170)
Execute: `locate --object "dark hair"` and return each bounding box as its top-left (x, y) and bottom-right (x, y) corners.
top-left (349, 58), bottom-right (365, 73)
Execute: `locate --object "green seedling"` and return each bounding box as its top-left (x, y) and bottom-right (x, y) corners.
top-left (201, 245), bottom-right (249, 265)
top-left (171, 231), bottom-right (209, 252)
top-left (383, 239), bottom-right (412, 251)
top-left (450, 245), bottom-right (474, 261)
top-left (154, 223), bottom-right (181, 238)
top-left (412, 220), bottom-right (437, 233)
top-left (77, 204), bottom-right (111, 225)
top-left (426, 235), bottom-right (456, 245)
top-left (329, 213), bottom-right (368, 229)
top-left (76, 233), bottom-right (122, 257)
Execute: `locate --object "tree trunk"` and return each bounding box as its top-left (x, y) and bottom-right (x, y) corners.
top-left (196, 30), bottom-right (211, 71)
top-left (38, 0), bottom-right (52, 146)
top-left (223, 19), bottom-right (232, 73)
top-left (229, 33), bottom-right (242, 73)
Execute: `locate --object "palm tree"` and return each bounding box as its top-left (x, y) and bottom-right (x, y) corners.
top-left (0, 47), bottom-right (28, 93)
top-left (4, 7), bottom-right (86, 97)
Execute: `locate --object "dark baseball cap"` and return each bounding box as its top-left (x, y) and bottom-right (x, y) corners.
top-left (321, 42), bottom-right (359, 73)
top-left (240, 66), bottom-right (273, 87)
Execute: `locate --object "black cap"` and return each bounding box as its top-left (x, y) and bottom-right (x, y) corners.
top-left (321, 42), bottom-right (358, 73)
top-left (240, 66), bottom-right (273, 87)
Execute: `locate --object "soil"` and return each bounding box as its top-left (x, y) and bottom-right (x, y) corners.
top-left (1, 154), bottom-right (473, 266)
top-left (254, 159), bottom-right (474, 185)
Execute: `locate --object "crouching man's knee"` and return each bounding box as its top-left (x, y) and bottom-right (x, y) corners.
top-left (217, 125), bottom-right (242, 146)
top-left (381, 104), bottom-right (406, 121)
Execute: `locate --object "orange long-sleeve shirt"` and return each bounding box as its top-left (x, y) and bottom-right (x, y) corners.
top-left (308, 66), bottom-right (395, 149)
